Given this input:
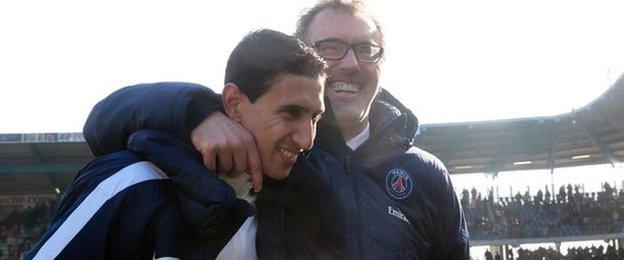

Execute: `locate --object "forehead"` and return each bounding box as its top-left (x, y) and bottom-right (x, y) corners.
top-left (306, 9), bottom-right (380, 45)
top-left (260, 74), bottom-right (325, 110)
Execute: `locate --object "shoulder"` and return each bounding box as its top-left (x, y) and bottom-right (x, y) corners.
top-left (400, 146), bottom-right (448, 179)
top-left (387, 146), bottom-right (453, 195)
top-left (104, 160), bottom-right (177, 209)
top-left (71, 151), bottom-right (175, 206)
top-left (109, 82), bottom-right (210, 98)
top-left (79, 151), bottom-right (169, 185)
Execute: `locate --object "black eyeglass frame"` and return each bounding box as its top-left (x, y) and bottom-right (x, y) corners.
top-left (312, 39), bottom-right (384, 63)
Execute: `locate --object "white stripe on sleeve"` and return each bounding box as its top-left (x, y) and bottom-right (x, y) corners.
top-left (33, 161), bottom-right (168, 260)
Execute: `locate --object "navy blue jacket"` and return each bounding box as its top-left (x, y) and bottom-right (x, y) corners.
top-left (83, 82), bottom-right (470, 259)
top-left (25, 132), bottom-right (256, 260)
top-left (24, 151), bottom-right (185, 259)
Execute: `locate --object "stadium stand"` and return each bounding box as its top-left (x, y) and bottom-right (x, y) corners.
top-left (463, 183), bottom-right (624, 241)
top-left (0, 196), bottom-right (57, 260)
top-left (511, 244), bottom-right (624, 259)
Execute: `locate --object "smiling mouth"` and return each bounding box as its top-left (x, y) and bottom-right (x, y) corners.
top-left (331, 82), bottom-right (360, 95)
top-left (278, 147), bottom-right (299, 163)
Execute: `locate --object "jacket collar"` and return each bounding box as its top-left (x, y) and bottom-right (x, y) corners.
top-left (316, 89), bottom-right (419, 167)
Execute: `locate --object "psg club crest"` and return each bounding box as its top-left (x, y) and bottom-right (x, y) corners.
top-left (385, 168), bottom-right (413, 199)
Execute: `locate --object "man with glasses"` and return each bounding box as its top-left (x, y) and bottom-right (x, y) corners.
top-left (84, 0), bottom-right (469, 258)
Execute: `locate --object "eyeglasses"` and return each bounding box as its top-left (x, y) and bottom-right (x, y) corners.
top-left (313, 39), bottom-right (383, 63)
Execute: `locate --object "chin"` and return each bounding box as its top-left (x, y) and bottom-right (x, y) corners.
top-left (334, 108), bottom-right (366, 124)
top-left (266, 170), bottom-right (290, 180)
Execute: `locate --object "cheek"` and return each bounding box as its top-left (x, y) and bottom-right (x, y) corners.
top-left (327, 60), bottom-right (341, 69)
top-left (262, 120), bottom-right (292, 143)
top-left (240, 113), bottom-right (273, 145)
top-left (363, 66), bottom-right (380, 81)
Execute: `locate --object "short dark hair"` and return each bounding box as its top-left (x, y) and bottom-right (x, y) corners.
top-left (295, 0), bottom-right (384, 48)
top-left (225, 29), bottom-right (327, 103)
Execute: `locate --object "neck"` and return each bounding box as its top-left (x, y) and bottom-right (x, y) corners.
top-left (340, 119), bottom-right (368, 141)
top-left (219, 173), bottom-right (252, 198)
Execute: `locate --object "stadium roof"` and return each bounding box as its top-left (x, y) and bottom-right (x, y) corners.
top-left (1, 74), bottom-right (623, 195)
top-left (0, 133), bottom-right (92, 195)
top-left (416, 74), bottom-right (624, 175)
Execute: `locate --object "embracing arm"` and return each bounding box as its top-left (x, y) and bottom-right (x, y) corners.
top-left (83, 82), bottom-right (262, 189)
top-left (83, 82), bottom-right (221, 156)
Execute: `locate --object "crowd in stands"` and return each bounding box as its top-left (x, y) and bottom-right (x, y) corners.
top-left (3, 183), bottom-right (624, 259)
top-left (499, 244), bottom-right (624, 260)
top-left (0, 197), bottom-right (57, 260)
top-left (463, 182), bottom-right (624, 240)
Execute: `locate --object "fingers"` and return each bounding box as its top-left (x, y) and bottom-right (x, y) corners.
top-left (231, 141), bottom-right (247, 174)
top-left (202, 149), bottom-right (217, 173)
top-left (246, 144), bottom-right (263, 192)
top-left (217, 149), bottom-right (233, 174)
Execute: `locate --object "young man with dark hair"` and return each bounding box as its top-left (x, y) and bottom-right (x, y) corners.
top-left (27, 29), bottom-right (332, 259)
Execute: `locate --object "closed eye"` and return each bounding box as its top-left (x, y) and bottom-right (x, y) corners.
top-left (280, 105), bottom-right (303, 120)
top-left (287, 108), bottom-right (301, 117)
top-left (279, 105), bottom-right (324, 123)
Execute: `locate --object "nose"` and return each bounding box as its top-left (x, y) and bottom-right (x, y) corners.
top-left (292, 119), bottom-right (316, 152)
top-left (335, 48), bottom-right (360, 72)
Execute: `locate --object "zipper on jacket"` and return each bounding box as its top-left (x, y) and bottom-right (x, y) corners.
top-left (344, 150), bottom-right (363, 259)
top-left (352, 164), bottom-right (363, 259)
top-left (344, 153), bottom-right (351, 173)
top-left (278, 208), bottom-right (285, 260)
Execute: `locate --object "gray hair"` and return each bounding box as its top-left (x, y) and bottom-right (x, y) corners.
top-left (294, 0), bottom-right (385, 48)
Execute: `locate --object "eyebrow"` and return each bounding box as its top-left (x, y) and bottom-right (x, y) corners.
top-left (281, 104), bottom-right (325, 118)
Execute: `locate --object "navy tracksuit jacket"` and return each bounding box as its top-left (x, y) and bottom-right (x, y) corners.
top-left (24, 151), bottom-right (185, 259)
top-left (80, 82), bottom-right (470, 259)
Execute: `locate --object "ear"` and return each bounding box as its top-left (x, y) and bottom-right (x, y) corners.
top-left (222, 83), bottom-right (247, 122)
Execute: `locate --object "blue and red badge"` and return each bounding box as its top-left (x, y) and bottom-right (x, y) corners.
top-left (385, 168), bottom-right (413, 199)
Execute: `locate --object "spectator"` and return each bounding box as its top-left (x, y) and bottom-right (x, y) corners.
top-left (0, 196), bottom-right (58, 260)
top-left (545, 186), bottom-right (551, 204)
top-left (462, 182), bottom-right (624, 240)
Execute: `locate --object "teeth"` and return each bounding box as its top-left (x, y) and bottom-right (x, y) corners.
top-left (278, 147), bottom-right (298, 159)
top-left (332, 82), bottom-right (359, 93)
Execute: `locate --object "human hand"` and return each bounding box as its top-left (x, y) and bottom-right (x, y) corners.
top-left (191, 111), bottom-right (262, 191)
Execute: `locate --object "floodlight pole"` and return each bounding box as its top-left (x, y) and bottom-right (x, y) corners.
top-left (547, 119), bottom-right (559, 201)
top-left (547, 119), bottom-right (558, 174)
